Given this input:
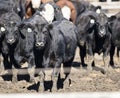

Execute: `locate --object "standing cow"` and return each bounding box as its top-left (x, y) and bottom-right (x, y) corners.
top-left (0, 10), bottom-right (21, 82)
top-left (0, 0), bottom-right (26, 19)
top-left (34, 19), bottom-right (78, 92)
top-left (76, 11), bottom-right (98, 67)
top-left (92, 13), bottom-right (111, 72)
top-left (16, 11), bottom-right (48, 83)
top-left (77, 11), bottom-right (112, 73)
top-left (109, 12), bottom-right (120, 66)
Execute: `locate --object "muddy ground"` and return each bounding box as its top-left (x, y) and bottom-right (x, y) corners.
top-left (0, 48), bottom-right (120, 93)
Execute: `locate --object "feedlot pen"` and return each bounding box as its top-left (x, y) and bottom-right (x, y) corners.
top-left (0, 0), bottom-right (120, 96)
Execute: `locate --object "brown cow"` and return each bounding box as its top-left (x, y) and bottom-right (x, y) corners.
top-left (56, 0), bottom-right (77, 24)
top-left (25, 0), bottom-right (54, 18)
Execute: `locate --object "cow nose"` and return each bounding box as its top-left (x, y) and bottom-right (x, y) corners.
top-left (36, 42), bottom-right (45, 47)
top-left (7, 37), bottom-right (15, 44)
top-left (80, 40), bottom-right (85, 46)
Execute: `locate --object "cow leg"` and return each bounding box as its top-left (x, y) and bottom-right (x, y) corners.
top-left (79, 45), bottom-right (86, 68)
top-left (116, 48), bottom-right (120, 66)
top-left (0, 54), bottom-right (4, 75)
top-left (103, 55), bottom-right (110, 73)
top-left (51, 61), bottom-right (61, 92)
top-left (86, 42), bottom-right (94, 71)
top-left (110, 44), bottom-right (115, 67)
top-left (38, 70), bottom-right (45, 92)
top-left (28, 67), bottom-right (35, 83)
top-left (63, 58), bottom-right (73, 90)
top-left (28, 54), bottom-right (35, 83)
top-left (12, 66), bottom-right (18, 83)
top-left (10, 54), bottom-right (20, 83)
top-left (2, 53), bottom-right (12, 75)
top-left (86, 54), bottom-right (94, 71)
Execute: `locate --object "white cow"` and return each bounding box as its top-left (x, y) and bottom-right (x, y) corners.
top-left (61, 6), bottom-right (71, 21)
top-left (31, 0), bottom-right (41, 8)
top-left (40, 3), bottom-right (55, 23)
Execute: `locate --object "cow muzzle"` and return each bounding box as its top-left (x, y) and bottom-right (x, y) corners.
top-left (35, 42), bottom-right (45, 47)
top-left (99, 30), bottom-right (106, 37)
top-left (7, 37), bottom-right (15, 44)
top-left (79, 40), bottom-right (85, 46)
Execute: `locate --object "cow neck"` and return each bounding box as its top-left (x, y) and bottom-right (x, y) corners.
top-left (0, 33), bottom-right (5, 42)
top-left (0, 34), bottom-right (5, 50)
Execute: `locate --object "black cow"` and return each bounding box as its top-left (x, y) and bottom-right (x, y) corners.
top-left (77, 11), bottom-right (112, 73)
top-left (0, 0), bottom-right (13, 16)
top-left (0, 10), bottom-right (21, 82)
top-left (34, 19), bottom-right (78, 92)
top-left (13, 0), bottom-right (26, 19)
top-left (92, 13), bottom-right (111, 72)
top-left (87, 13), bottom-right (111, 72)
top-left (0, 0), bottom-right (26, 19)
top-left (76, 11), bottom-right (98, 67)
top-left (14, 11), bottom-right (48, 83)
top-left (109, 12), bottom-right (120, 66)
top-left (71, 0), bottom-right (101, 23)
top-left (2, 20), bottom-right (36, 83)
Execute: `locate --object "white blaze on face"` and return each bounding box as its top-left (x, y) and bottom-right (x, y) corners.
top-left (31, 0), bottom-right (41, 9)
top-left (40, 4), bottom-right (54, 23)
top-left (61, 6), bottom-right (71, 20)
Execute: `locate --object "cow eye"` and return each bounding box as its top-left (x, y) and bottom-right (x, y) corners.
top-left (0, 27), bottom-right (6, 32)
top-left (27, 28), bottom-right (32, 32)
top-left (90, 19), bottom-right (95, 24)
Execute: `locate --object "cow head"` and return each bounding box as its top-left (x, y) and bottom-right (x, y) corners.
top-left (76, 13), bottom-right (96, 46)
top-left (5, 21), bottom-right (19, 45)
top-left (18, 23), bottom-right (34, 39)
top-left (96, 13), bottom-right (109, 37)
top-left (34, 23), bottom-right (48, 49)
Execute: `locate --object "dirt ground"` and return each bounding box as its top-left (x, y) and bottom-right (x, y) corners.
top-left (0, 48), bottom-right (120, 93)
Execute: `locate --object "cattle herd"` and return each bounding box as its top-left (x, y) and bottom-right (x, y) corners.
top-left (0, 0), bottom-right (120, 92)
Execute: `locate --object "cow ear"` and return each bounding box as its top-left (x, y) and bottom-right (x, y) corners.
top-left (18, 23), bottom-right (25, 29)
top-left (95, 6), bottom-right (101, 14)
top-left (45, 24), bottom-right (53, 39)
top-left (46, 24), bottom-right (53, 30)
top-left (108, 16), bottom-right (116, 22)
